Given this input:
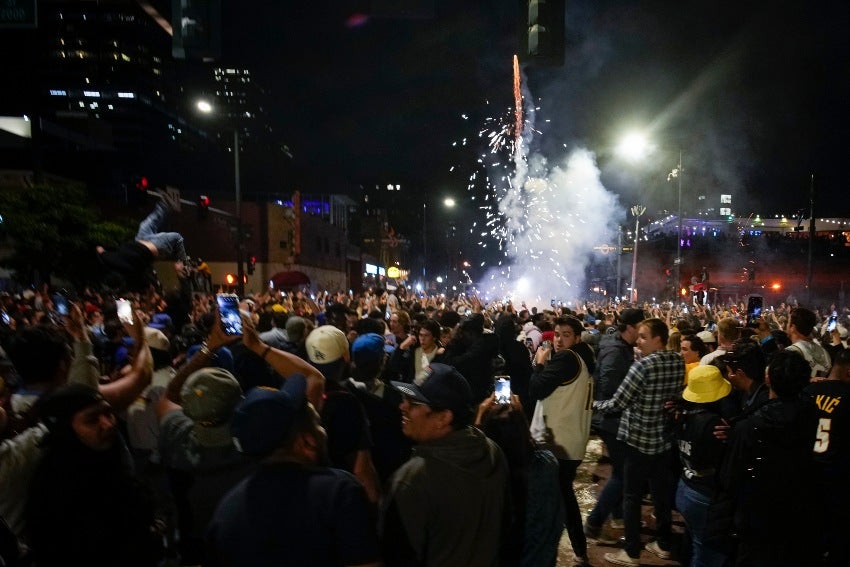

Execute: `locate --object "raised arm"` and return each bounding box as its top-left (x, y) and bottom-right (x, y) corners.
top-left (98, 308), bottom-right (152, 412)
top-left (239, 312), bottom-right (325, 409)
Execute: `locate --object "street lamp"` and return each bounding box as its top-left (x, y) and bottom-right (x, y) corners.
top-left (629, 205), bottom-right (646, 304)
top-left (196, 99), bottom-right (245, 297)
top-left (669, 151), bottom-right (684, 301)
top-left (618, 131), bottom-right (684, 301)
top-left (422, 196), bottom-right (457, 286)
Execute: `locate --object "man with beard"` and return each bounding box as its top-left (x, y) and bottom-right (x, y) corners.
top-left (26, 385), bottom-right (162, 567)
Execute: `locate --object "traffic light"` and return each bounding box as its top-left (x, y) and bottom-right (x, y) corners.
top-left (198, 195), bottom-right (210, 219)
top-left (247, 255), bottom-right (256, 275)
top-left (133, 175), bottom-right (149, 192)
top-left (522, 0), bottom-right (565, 66)
top-left (225, 273), bottom-right (236, 285)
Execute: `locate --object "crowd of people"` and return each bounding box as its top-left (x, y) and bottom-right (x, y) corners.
top-left (0, 202), bottom-right (847, 567)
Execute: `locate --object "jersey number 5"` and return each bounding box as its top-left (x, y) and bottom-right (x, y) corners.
top-left (814, 418), bottom-right (831, 453)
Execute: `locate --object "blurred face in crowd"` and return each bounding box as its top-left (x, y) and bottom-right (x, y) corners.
top-left (72, 400), bottom-right (117, 451)
top-left (636, 323), bottom-right (665, 356)
top-left (680, 339), bottom-right (701, 364)
top-left (553, 324), bottom-right (579, 353)
top-left (418, 327), bottom-right (437, 350)
top-left (389, 314), bottom-right (402, 335)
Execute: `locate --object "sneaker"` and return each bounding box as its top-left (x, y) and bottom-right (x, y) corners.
top-left (645, 540), bottom-right (671, 559)
top-left (584, 522), bottom-right (619, 545)
top-left (573, 554), bottom-right (591, 566)
top-left (604, 550), bottom-right (640, 566)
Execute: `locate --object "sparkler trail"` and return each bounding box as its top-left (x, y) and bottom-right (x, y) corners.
top-left (513, 54), bottom-right (523, 143)
top-left (454, 57), bottom-right (625, 307)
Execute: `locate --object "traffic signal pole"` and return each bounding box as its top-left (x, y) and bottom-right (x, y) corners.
top-left (234, 129), bottom-right (245, 297)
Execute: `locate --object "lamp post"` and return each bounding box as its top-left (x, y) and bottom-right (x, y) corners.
top-left (197, 100), bottom-right (245, 297)
top-left (618, 132), bottom-right (685, 302)
top-left (422, 201), bottom-right (427, 282)
top-left (629, 205), bottom-right (646, 304)
top-left (422, 197), bottom-right (456, 287)
top-left (670, 151), bottom-right (683, 301)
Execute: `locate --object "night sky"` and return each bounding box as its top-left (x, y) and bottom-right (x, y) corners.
top-left (219, 0), bottom-right (849, 216)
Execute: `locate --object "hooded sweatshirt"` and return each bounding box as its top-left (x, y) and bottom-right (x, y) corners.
top-left (382, 426), bottom-right (509, 567)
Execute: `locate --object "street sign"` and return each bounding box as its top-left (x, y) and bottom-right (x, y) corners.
top-left (0, 0), bottom-right (37, 28)
top-left (593, 244), bottom-right (617, 255)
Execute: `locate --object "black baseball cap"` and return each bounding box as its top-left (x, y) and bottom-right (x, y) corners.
top-left (392, 363), bottom-right (473, 416)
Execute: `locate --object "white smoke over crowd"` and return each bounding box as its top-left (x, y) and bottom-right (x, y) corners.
top-left (475, 74), bottom-right (624, 307)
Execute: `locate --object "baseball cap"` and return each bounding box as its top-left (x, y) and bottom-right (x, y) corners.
top-left (306, 325), bottom-right (350, 366)
top-left (143, 327), bottom-right (170, 352)
top-left (148, 313), bottom-right (172, 331)
top-left (696, 330), bottom-right (717, 344)
top-left (271, 303), bottom-right (286, 313)
top-left (619, 308), bottom-right (646, 327)
top-left (682, 365), bottom-right (731, 404)
top-left (391, 363), bottom-right (473, 417)
top-left (231, 374), bottom-right (308, 456)
top-left (180, 367), bottom-right (243, 447)
top-left (351, 333), bottom-right (386, 365)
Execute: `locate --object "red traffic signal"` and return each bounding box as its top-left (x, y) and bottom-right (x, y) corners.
top-left (134, 176), bottom-right (149, 191)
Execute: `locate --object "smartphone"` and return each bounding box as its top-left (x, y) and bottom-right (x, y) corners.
top-left (217, 293), bottom-right (243, 336)
top-left (746, 295), bottom-right (764, 326)
top-left (1, 311), bottom-right (10, 325)
top-left (494, 376), bottom-right (511, 404)
top-left (827, 315), bottom-right (838, 333)
top-left (53, 293), bottom-right (69, 316)
top-left (385, 310), bottom-right (391, 320)
top-left (550, 299), bottom-right (556, 307)
top-left (541, 340), bottom-right (553, 350)
top-left (116, 298), bottom-right (133, 325)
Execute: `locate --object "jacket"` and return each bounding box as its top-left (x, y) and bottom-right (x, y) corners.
top-left (382, 427), bottom-right (509, 566)
top-left (592, 332), bottom-right (634, 434)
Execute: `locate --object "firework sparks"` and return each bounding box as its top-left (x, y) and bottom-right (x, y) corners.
top-left (446, 57), bottom-right (623, 305)
top-left (513, 54), bottom-right (523, 143)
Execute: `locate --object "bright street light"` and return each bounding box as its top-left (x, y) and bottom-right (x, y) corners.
top-left (616, 132), bottom-right (650, 162)
top-left (196, 99), bottom-right (213, 114)
top-left (617, 131), bottom-right (684, 302)
top-left (444, 197), bottom-right (456, 208)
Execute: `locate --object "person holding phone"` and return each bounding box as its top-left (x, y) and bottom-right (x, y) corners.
top-left (529, 315), bottom-right (596, 566)
top-left (387, 319), bottom-right (444, 384)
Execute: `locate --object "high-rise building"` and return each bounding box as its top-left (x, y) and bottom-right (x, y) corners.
top-left (0, 0), bottom-right (206, 194)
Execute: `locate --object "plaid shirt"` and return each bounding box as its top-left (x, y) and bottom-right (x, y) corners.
top-left (593, 349), bottom-right (684, 455)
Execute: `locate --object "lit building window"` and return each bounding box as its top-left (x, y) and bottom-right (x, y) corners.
top-left (117, 92), bottom-right (135, 98)
top-left (83, 90), bottom-right (101, 97)
top-left (49, 89), bottom-right (67, 96)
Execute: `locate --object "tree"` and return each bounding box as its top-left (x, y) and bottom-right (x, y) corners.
top-left (0, 184), bottom-right (134, 288)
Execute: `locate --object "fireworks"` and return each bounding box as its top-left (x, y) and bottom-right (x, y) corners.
top-left (448, 56), bottom-right (623, 305)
